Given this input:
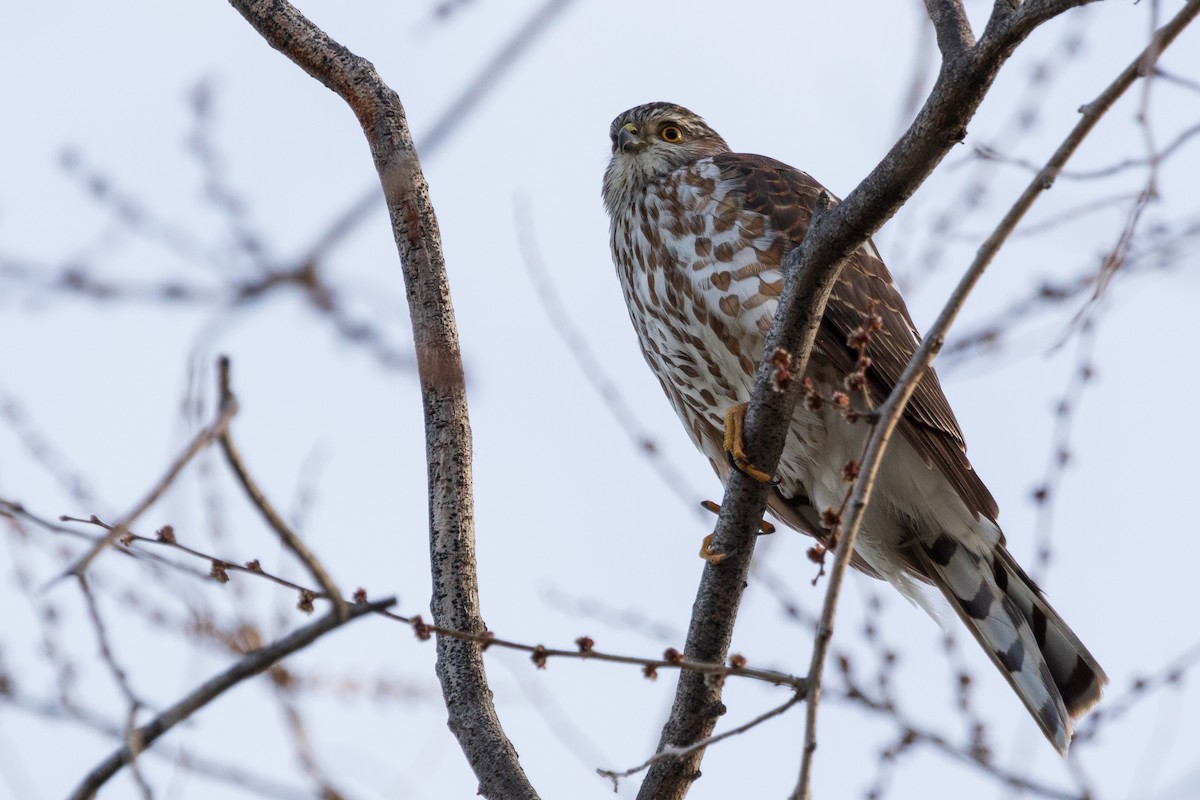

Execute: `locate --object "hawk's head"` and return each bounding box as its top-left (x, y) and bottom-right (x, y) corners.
top-left (602, 102), bottom-right (730, 216)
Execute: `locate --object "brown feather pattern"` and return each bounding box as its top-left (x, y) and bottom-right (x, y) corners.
top-left (602, 102), bottom-right (1105, 753)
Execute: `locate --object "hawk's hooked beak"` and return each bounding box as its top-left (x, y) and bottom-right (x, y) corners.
top-left (617, 123), bottom-right (644, 154)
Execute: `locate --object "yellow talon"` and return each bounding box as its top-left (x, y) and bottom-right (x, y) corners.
top-left (722, 403), bottom-right (775, 483)
top-left (699, 533), bottom-right (727, 565)
top-left (700, 499), bottom-right (776, 534)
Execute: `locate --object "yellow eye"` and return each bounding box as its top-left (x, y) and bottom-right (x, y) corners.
top-left (660, 126), bottom-right (683, 143)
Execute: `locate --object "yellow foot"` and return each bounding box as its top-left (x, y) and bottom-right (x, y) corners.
top-left (700, 500), bottom-right (776, 534)
top-left (722, 403), bottom-right (776, 484)
top-left (699, 533), bottom-right (727, 565)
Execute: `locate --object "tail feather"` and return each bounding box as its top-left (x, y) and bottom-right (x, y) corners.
top-left (992, 547), bottom-right (1107, 720)
top-left (913, 533), bottom-right (1107, 754)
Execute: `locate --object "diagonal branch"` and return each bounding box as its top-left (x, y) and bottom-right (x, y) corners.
top-left (214, 356), bottom-right (347, 619)
top-left (67, 597), bottom-right (395, 799)
top-left (925, 0), bottom-right (975, 60)
top-left (600, 691), bottom-right (805, 788)
top-left (7, 691), bottom-right (313, 799)
top-left (637, 24), bottom-right (1009, 800)
top-left (790, 3), bottom-right (1200, 798)
top-left (225, 2), bottom-right (538, 797)
top-left (53, 398), bottom-right (237, 583)
top-left (636, 2), bottom-right (1194, 798)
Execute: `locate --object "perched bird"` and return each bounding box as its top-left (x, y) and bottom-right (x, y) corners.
top-left (601, 101), bottom-right (1106, 753)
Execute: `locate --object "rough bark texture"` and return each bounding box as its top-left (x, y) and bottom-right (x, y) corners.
top-left (635, 3), bottom-right (1099, 798)
top-left (227, 2), bottom-right (538, 797)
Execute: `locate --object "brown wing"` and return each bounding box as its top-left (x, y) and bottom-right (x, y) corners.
top-left (714, 152), bottom-right (999, 523)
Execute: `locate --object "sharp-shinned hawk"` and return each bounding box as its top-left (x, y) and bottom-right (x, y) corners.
top-left (601, 101), bottom-right (1105, 754)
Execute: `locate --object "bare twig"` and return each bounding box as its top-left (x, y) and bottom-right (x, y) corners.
top-left (904, 12), bottom-right (1092, 293)
top-left (186, 78), bottom-right (270, 265)
top-left (67, 597), bottom-right (395, 800)
top-left (77, 575), bottom-right (152, 799)
top-left (214, 356), bottom-right (347, 619)
top-left (273, 690), bottom-right (348, 798)
top-left (60, 514), bottom-right (313, 596)
top-left (540, 587), bottom-right (684, 644)
top-left (599, 691), bottom-right (805, 789)
top-left (789, 5), bottom-right (1200, 797)
top-left (836, 669), bottom-right (1083, 799)
top-left (513, 198), bottom-right (703, 515)
top-left (54, 398), bottom-right (237, 582)
top-left (896, 1), bottom-right (938, 137)
top-left (1075, 186), bottom-right (1155, 323)
top-left (6, 691), bottom-right (313, 800)
top-left (1029, 315), bottom-right (1099, 580)
top-left (1153, 65), bottom-right (1200, 94)
top-left (973, 121), bottom-right (1200, 180)
top-left (44, 505), bottom-right (810, 699)
top-left (1073, 639), bottom-right (1200, 743)
top-left (0, 384), bottom-right (99, 507)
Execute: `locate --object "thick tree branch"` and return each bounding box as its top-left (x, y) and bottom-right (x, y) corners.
top-left (68, 597), bottom-right (395, 799)
top-left (790, 3), bottom-right (1200, 798)
top-left (1023, 0), bottom-right (1099, 21)
top-left (636, 1), bottom-right (1159, 797)
top-left (925, 0), bottom-right (975, 60)
top-left (980, 0), bottom-right (1097, 50)
top-left (225, 2), bottom-right (538, 797)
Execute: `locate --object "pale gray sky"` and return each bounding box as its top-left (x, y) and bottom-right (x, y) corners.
top-left (2, 2), bottom-right (1199, 798)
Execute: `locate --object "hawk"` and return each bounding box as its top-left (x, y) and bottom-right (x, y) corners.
top-left (601, 101), bottom-right (1105, 753)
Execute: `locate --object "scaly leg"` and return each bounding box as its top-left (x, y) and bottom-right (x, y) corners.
top-left (722, 402), bottom-right (775, 484)
top-left (699, 533), bottom-right (727, 565)
top-left (700, 499), bottom-right (776, 534)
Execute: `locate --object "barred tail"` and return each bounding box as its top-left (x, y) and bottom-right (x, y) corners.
top-left (915, 533), bottom-right (1108, 754)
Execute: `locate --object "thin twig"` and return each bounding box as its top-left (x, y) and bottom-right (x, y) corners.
top-left (835, 676), bottom-right (1083, 799)
top-left (66, 597), bottom-right (395, 800)
top-left (1029, 315), bottom-right (1100, 581)
top-left (973, 121), bottom-right (1200, 180)
top-left (789, 4), bottom-right (1200, 797)
top-left (598, 691), bottom-right (805, 788)
top-left (77, 575), bottom-right (152, 799)
top-left (1153, 65), bottom-right (1200, 94)
top-left (46, 509), bottom-right (806, 691)
top-left (1073, 639), bottom-right (1200, 743)
top-left (0, 383), bottom-right (99, 507)
top-left (53, 399), bottom-right (237, 583)
top-left (513, 198), bottom-right (703, 516)
top-left (1073, 186), bottom-right (1155, 325)
top-left (214, 356), bottom-right (347, 619)
top-left (273, 690), bottom-right (347, 798)
top-left (5, 692), bottom-right (312, 800)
